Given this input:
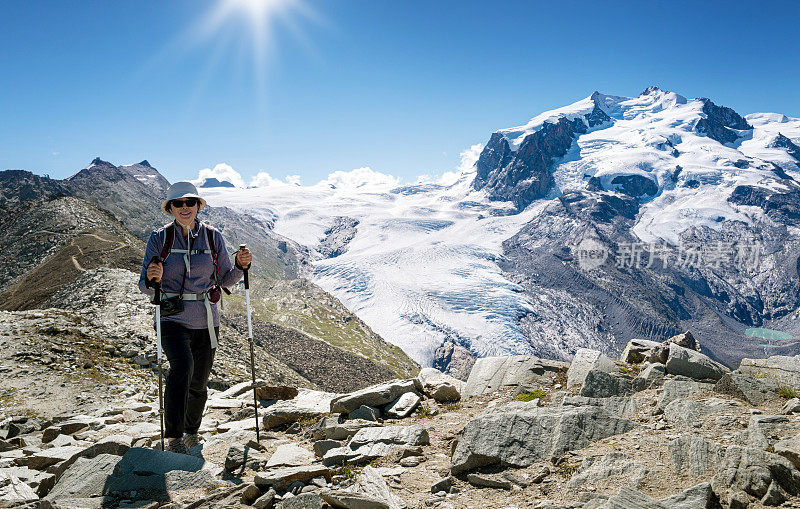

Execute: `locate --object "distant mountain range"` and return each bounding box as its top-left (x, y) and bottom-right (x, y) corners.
top-left (3, 86), bottom-right (799, 375)
top-left (200, 86), bottom-right (800, 373)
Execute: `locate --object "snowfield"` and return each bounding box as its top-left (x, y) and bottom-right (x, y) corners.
top-left (199, 87), bottom-right (800, 366)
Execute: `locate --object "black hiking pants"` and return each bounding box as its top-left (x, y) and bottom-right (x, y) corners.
top-left (160, 322), bottom-right (217, 438)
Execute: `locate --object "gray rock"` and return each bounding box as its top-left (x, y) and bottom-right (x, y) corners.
top-left (665, 344), bottom-right (729, 381)
top-left (663, 399), bottom-right (714, 429)
top-left (266, 444), bottom-right (314, 468)
top-left (669, 435), bottom-right (724, 477)
top-left (665, 331), bottom-right (702, 352)
top-left (313, 440), bottom-right (342, 459)
top-left (254, 465), bottom-right (331, 491)
top-left (466, 473), bottom-right (511, 490)
top-left (253, 487), bottom-right (277, 509)
top-left (657, 378), bottom-right (714, 408)
top-left (349, 425), bottom-right (430, 449)
top-left (620, 339), bottom-right (661, 364)
top-left (225, 443), bottom-right (249, 471)
top-left (579, 370), bottom-right (632, 398)
top-left (385, 393), bottom-right (420, 419)
top-left (711, 445), bottom-right (800, 507)
top-left (632, 363), bottom-right (665, 392)
top-left (463, 355), bottom-right (568, 397)
top-left (560, 396), bottom-right (638, 419)
top-left (309, 417), bottom-right (376, 442)
top-left (349, 406), bottom-right (380, 422)
top-left (735, 414), bottom-right (793, 450)
top-left (658, 482), bottom-right (714, 509)
top-left (262, 389), bottom-right (339, 430)
top-left (0, 472), bottom-right (38, 502)
top-left (781, 398), bottom-right (800, 415)
top-left (714, 372), bottom-right (775, 405)
top-left (567, 453), bottom-right (648, 489)
top-left (416, 368), bottom-right (462, 402)
top-left (450, 403), bottom-right (635, 475)
top-left (430, 477), bottom-right (452, 494)
top-left (280, 492), bottom-right (325, 509)
top-left (593, 486), bottom-right (663, 508)
top-left (331, 380), bottom-right (418, 415)
top-left (26, 446), bottom-right (85, 471)
top-left (45, 453), bottom-right (119, 500)
top-left (774, 434), bottom-right (800, 469)
top-left (0, 466), bottom-right (55, 497)
top-left (567, 349), bottom-right (617, 389)
top-left (321, 491), bottom-right (390, 509)
top-left (738, 354), bottom-right (800, 387)
top-left (342, 466), bottom-right (405, 509)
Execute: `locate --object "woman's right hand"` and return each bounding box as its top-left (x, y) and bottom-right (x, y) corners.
top-left (146, 261), bottom-right (163, 282)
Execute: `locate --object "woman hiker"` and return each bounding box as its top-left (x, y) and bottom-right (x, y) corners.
top-left (139, 181), bottom-right (252, 454)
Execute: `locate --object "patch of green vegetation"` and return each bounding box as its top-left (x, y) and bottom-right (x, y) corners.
top-left (331, 464), bottom-right (361, 480)
top-left (414, 406), bottom-right (435, 419)
top-left (618, 364), bottom-right (641, 377)
top-left (555, 462), bottom-right (580, 477)
top-left (445, 403), bottom-right (461, 412)
top-left (515, 390), bottom-right (547, 402)
top-left (777, 386), bottom-right (799, 399)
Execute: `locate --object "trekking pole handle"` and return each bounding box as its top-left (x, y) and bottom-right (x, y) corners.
top-left (239, 244), bottom-right (249, 290)
top-left (149, 256), bottom-right (163, 305)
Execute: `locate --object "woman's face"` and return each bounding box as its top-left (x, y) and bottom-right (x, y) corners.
top-left (169, 198), bottom-right (199, 228)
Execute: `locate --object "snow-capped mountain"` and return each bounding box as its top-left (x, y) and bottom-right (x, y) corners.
top-left (202, 86), bottom-right (800, 370)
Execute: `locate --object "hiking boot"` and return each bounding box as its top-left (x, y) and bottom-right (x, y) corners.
top-left (165, 438), bottom-right (188, 454)
top-left (183, 433), bottom-right (203, 450)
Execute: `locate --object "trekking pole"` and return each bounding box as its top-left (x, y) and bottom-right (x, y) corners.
top-left (150, 258), bottom-right (165, 452)
top-left (241, 244), bottom-right (260, 442)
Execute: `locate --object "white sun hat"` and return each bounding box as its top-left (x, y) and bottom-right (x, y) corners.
top-left (161, 181), bottom-right (207, 213)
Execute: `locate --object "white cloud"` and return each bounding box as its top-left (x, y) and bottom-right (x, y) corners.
top-left (193, 163), bottom-right (246, 188)
top-left (458, 143), bottom-right (484, 173)
top-left (249, 171), bottom-right (302, 188)
top-left (316, 166), bottom-right (401, 191)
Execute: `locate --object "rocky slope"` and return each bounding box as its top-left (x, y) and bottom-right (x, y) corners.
top-left (1, 331), bottom-right (798, 509)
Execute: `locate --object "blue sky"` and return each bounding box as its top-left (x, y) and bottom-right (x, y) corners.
top-left (2, 0), bottom-right (799, 185)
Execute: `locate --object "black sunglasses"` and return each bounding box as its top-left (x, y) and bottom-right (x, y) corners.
top-left (170, 198), bottom-right (199, 208)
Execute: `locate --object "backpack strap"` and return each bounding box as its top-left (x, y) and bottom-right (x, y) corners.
top-left (160, 223), bottom-right (175, 261)
top-left (205, 225), bottom-right (232, 295)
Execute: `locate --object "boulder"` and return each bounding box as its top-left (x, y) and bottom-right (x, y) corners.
top-left (0, 472), bottom-right (38, 502)
top-left (416, 368), bottom-right (462, 402)
top-left (385, 393), bottom-right (420, 419)
top-left (0, 466), bottom-right (56, 498)
top-left (256, 385), bottom-right (299, 401)
top-left (321, 491), bottom-right (390, 509)
top-left (313, 440), bottom-right (342, 459)
top-left (715, 372), bottom-right (776, 405)
top-left (266, 444), bottom-right (314, 468)
top-left (349, 406), bottom-right (380, 422)
top-left (665, 331), bottom-right (702, 351)
top-left (735, 415), bottom-right (793, 450)
top-left (225, 444), bottom-right (264, 472)
top-left (45, 453), bottom-right (119, 500)
top-left (262, 389), bottom-right (339, 429)
top-left (665, 344), bottom-right (729, 381)
top-left (463, 355), bottom-right (568, 397)
top-left (579, 370), bottom-right (632, 398)
top-left (450, 403), bottom-right (635, 475)
top-left (669, 435), bottom-right (725, 477)
top-left (309, 417), bottom-right (377, 442)
top-left (254, 465), bottom-right (331, 491)
top-left (566, 452), bottom-right (648, 489)
top-left (560, 396), bottom-right (638, 419)
top-left (339, 465), bottom-right (405, 509)
top-left (277, 492), bottom-right (325, 509)
top-left (663, 399), bottom-right (715, 429)
top-left (593, 483), bottom-right (714, 509)
top-left (322, 425), bottom-right (430, 467)
top-left (620, 339), bottom-right (661, 364)
top-left (330, 380), bottom-right (418, 414)
top-left (632, 362), bottom-right (666, 392)
top-left (774, 434), bottom-right (800, 469)
top-left (657, 378), bottom-right (714, 408)
top-left (26, 446), bottom-right (85, 471)
top-left (567, 349), bottom-right (617, 389)
top-left (739, 354), bottom-right (800, 387)
top-left (782, 398), bottom-right (800, 415)
top-left (711, 445), bottom-right (800, 507)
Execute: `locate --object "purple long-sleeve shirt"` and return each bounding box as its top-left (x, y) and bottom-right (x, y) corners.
top-left (138, 220), bottom-right (243, 329)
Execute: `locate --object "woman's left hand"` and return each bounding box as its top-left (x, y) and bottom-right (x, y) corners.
top-left (236, 247), bottom-right (252, 269)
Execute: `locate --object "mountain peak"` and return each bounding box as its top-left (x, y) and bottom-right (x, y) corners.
top-left (640, 85), bottom-right (662, 96)
top-left (137, 160), bottom-right (153, 168)
top-left (89, 157), bottom-right (114, 168)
